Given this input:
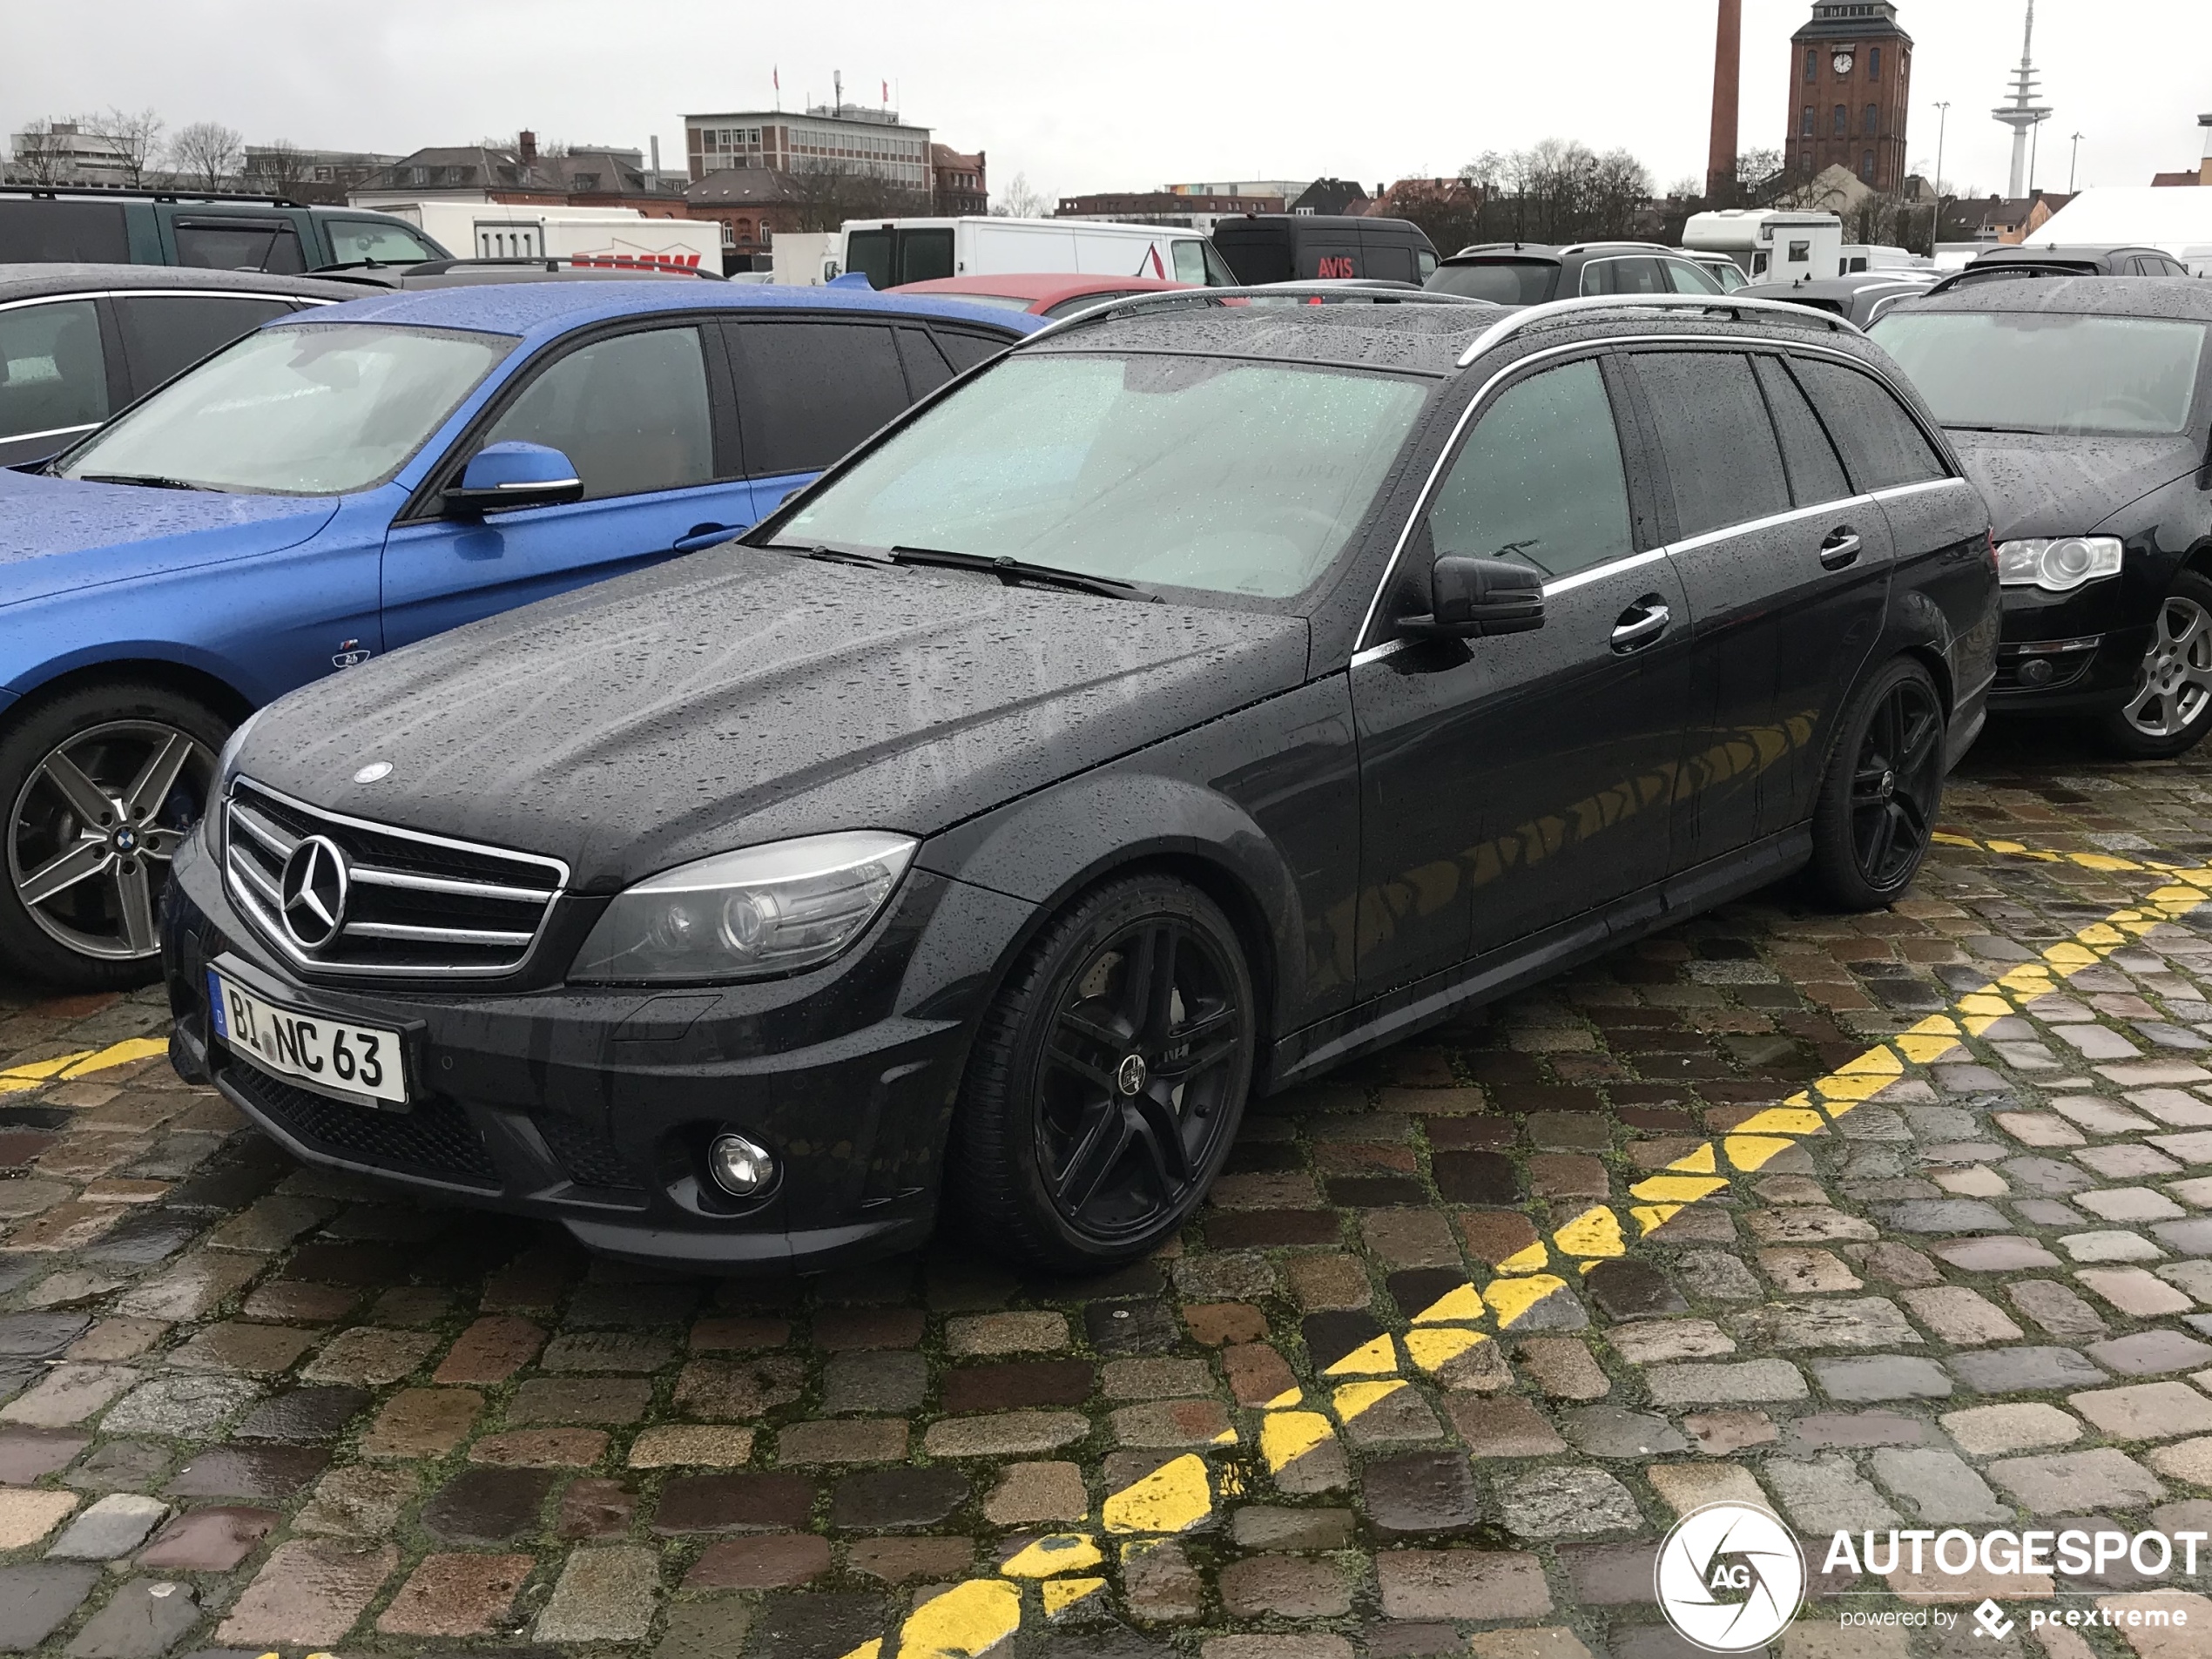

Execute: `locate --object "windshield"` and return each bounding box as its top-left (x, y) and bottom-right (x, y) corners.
top-left (59, 322), bottom-right (514, 495)
top-left (1427, 261), bottom-right (1556, 304)
top-left (779, 352), bottom-right (1431, 600)
top-left (1872, 310), bottom-right (2209, 436)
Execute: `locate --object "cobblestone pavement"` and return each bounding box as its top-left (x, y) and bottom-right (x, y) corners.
top-left (10, 728), bottom-right (2212, 1658)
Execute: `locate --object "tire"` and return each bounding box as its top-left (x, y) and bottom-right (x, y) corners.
top-left (950, 873), bottom-right (1255, 1272)
top-left (1810, 656), bottom-right (1946, 911)
top-left (2094, 572), bottom-right (2212, 759)
top-left (0, 682), bottom-right (229, 991)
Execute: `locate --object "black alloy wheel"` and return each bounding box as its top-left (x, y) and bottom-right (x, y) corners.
top-left (0, 683), bottom-right (227, 989)
top-left (954, 875), bottom-right (1254, 1270)
top-left (1811, 657), bottom-right (1946, 910)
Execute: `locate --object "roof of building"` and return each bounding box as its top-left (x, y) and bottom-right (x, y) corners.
top-left (2152, 172), bottom-right (2205, 189)
top-left (1791, 2), bottom-right (1911, 44)
top-left (295, 275), bottom-right (1049, 342)
top-left (685, 168), bottom-right (806, 207)
top-left (358, 145), bottom-right (652, 197)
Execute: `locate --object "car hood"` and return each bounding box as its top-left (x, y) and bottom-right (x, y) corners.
top-left (239, 549), bottom-right (1312, 890)
top-left (1946, 429), bottom-right (2202, 540)
top-left (0, 469), bottom-right (338, 608)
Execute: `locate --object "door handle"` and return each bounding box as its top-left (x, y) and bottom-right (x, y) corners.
top-left (1819, 527), bottom-right (1864, 570)
top-left (1610, 599), bottom-right (1671, 652)
top-left (673, 523), bottom-right (738, 554)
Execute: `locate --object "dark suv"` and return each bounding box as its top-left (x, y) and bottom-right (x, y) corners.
top-left (1961, 244), bottom-right (2194, 281)
top-left (1873, 278), bottom-right (2212, 755)
top-left (0, 187), bottom-right (448, 273)
top-left (162, 289), bottom-right (1995, 1274)
top-left (1427, 243), bottom-right (1730, 304)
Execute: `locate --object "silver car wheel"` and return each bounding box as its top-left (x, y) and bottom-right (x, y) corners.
top-left (2121, 595), bottom-right (2212, 740)
top-left (6, 719), bottom-right (216, 963)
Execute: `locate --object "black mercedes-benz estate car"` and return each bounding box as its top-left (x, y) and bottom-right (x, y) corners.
top-left (161, 288), bottom-right (1996, 1273)
top-left (1874, 278), bottom-right (2212, 757)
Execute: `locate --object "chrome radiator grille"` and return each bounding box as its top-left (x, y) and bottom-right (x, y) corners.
top-left (224, 777), bottom-right (567, 978)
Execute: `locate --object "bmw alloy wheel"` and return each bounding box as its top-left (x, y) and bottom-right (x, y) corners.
top-left (6, 719), bottom-right (217, 963)
top-left (2121, 593), bottom-right (2212, 740)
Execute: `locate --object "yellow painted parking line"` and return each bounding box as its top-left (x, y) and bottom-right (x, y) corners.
top-left (0, 1035), bottom-right (171, 1095)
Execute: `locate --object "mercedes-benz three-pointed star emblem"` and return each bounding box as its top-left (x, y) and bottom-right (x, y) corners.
top-left (280, 834), bottom-right (351, 950)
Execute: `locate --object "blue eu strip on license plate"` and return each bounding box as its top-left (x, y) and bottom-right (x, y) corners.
top-left (206, 969), bottom-right (229, 1039)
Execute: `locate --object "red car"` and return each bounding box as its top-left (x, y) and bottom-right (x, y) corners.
top-left (889, 273), bottom-right (1196, 320)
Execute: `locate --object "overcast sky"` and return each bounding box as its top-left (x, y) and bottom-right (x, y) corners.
top-left (6, 0), bottom-right (2207, 202)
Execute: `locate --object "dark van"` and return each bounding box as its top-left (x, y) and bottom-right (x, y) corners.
top-left (0, 188), bottom-right (449, 274)
top-left (1210, 215), bottom-right (1439, 286)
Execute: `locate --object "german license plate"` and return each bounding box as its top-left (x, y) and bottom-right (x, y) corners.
top-left (207, 969), bottom-right (406, 1106)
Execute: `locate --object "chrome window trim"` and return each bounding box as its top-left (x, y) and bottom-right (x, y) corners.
top-left (1667, 495), bottom-right (1878, 559)
top-left (1538, 545), bottom-right (1672, 598)
top-left (1872, 476), bottom-right (1976, 502)
top-left (0, 421), bottom-right (99, 445)
top-left (1354, 329), bottom-right (1960, 654)
top-left (0, 289), bottom-right (338, 314)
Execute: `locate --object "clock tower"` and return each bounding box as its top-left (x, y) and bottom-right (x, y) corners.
top-left (1786, 2), bottom-right (1913, 194)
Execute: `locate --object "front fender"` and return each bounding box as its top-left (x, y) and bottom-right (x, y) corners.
top-left (915, 771), bottom-right (1306, 1045)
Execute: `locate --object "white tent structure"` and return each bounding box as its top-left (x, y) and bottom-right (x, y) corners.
top-left (2022, 187), bottom-right (2212, 275)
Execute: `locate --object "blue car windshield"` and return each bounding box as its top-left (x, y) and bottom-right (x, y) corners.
top-left (780, 352), bottom-right (1430, 600)
top-left (58, 322), bottom-right (514, 496)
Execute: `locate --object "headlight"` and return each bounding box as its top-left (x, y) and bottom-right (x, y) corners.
top-left (1995, 536), bottom-right (2123, 593)
top-left (569, 831), bottom-right (917, 984)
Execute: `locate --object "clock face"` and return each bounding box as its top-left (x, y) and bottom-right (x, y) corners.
top-left (1832, 51), bottom-right (1856, 74)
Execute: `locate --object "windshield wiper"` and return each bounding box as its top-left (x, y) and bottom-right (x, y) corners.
top-left (74, 473), bottom-right (213, 491)
top-left (888, 546), bottom-right (1149, 602)
top-left (758, 539), bottom-right (886, 568)
top-left (1944, 423), bottom-right (2044, 435)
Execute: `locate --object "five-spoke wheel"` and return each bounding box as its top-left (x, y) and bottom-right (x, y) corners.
top-left (1812, 657), bottom-right (1947, 910)
top-left (0, 685), bottom-right (227, 988)
top-left (955, 874), bottom-right (1253, 1270)
top-left (2100, 574), bottom-right (2212, 759)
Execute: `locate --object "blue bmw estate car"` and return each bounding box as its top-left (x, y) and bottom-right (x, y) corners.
top-left (0, 280), bottom-right (1037, 986)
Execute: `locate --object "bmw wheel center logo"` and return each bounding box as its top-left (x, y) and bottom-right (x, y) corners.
top-left (279, 834), bottom-right (352, 950)
top-left (1655, 1501), bottom-right (1807, 1653)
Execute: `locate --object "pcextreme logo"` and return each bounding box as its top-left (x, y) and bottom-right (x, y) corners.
top-left (1654, 1501), bottom-right (1809, 1653)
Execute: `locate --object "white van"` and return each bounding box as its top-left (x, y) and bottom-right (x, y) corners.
top-left (838, 217), bottom-right (1237, 289)
top-left (1683, 209), bottom-right (1845, 283)
top-left (378, 202), bottom-right (723, 273)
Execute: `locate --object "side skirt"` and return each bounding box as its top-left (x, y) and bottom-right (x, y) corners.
top-left (1264, 826), bottom-right (1814, 1091)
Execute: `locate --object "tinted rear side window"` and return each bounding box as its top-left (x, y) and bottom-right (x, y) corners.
top-left (113, 294), bottom-right (292, 395)
top-left (933, 329), bottom-right (1010, 374)
top-left (0, 299), bottom-right (108, 442)
top-left (1427, 260), bottom-right (1555, 304)
top-left (1789, 357), bottom-right (1947, 491)
top-left (732, 320), bottom-right (909, 475)
top-left (1752, 354), bottom-right (1852, 506)
top-left (0, 199), bottom-right (129, 263)
top-left (895, 327), bottom-right (954, 398)
top-left (1581, 257), bottom-right (1667, 296)
top-left (174, 219), bottom-right (306, 273)
top-left (1630, 352), bottom-right (1792, 538)
top-left (1211, 233), bottom-right (1293, 286)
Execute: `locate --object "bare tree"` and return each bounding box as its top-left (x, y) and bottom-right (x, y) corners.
top-left (6, 118), bottom-right (71, 184)
top-left (170, 121), bottom-right (243, 192)
top-left (85, 107), bottom-right (165, 186)
top-left (991, 172), bottom-right (1049, 219)
top-left (784, 165), bottom-right (930, 235)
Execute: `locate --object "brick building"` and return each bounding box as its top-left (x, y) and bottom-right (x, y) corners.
top-left (932, 145), bottom-right (987, 216)
top-left (1784, 2), bottom-right (1913, 194)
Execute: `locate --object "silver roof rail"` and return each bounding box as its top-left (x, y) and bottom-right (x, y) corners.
top-left (1454, 292), bottom-right (1864, 368)
top-left (1019, 282), bottom-right (1499, 346)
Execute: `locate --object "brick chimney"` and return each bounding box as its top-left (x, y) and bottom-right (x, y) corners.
top-left (519, 130), bottom-right (538, 166)
top-left (2201, 114), bottom-right (2211, 186)
top-left (1707, 0), bottom-right (1743, 201)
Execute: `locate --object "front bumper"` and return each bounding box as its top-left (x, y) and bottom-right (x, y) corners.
top-left (162, 832), bottom-right (1034, 1272)
top-left (1987, 578), bottom-right (2154, 716)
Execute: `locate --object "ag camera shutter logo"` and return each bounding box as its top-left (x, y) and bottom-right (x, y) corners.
top-left (1654, 1501), bottom-right (1807, 1652)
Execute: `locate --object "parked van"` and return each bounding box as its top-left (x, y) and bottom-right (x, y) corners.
top-left (771, 232), bottom-right (843, 286)
top-left (0, 186), bottom-right (448, 272)
top-left (1683, 208), bottom-right (1845, 283)
top-left (374, 202), bottom-right (722, 273)
top-left (1210, 215), bottom-right (1440, 285)
top-left (839, 217), bottom-right (1238, 290)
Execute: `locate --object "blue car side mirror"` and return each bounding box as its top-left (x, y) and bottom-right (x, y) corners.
top-left (445, 442), bottom-right (584, 515)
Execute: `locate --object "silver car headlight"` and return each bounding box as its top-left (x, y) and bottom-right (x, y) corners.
top-left (570, 831), bottom-right (918, 984)
top-left (1995, 536), bottom-right (2123, 593)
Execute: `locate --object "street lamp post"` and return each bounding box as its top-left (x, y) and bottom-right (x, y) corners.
top-left (2069, 132), bottom-right (2085, 192)
top-left (1932, 101), bottom-right (1951, 258)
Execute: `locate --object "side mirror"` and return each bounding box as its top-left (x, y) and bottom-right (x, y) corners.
top-left (444, 442), bottom-right (583, 515)
top-left (1401, 554), bottom-right (1546, 639)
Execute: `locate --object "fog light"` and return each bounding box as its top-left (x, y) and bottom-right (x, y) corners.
top-left (707, 1132), bottom-right (775, 1197)
top-left (2020, 658), bottom-right (2056, 685)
